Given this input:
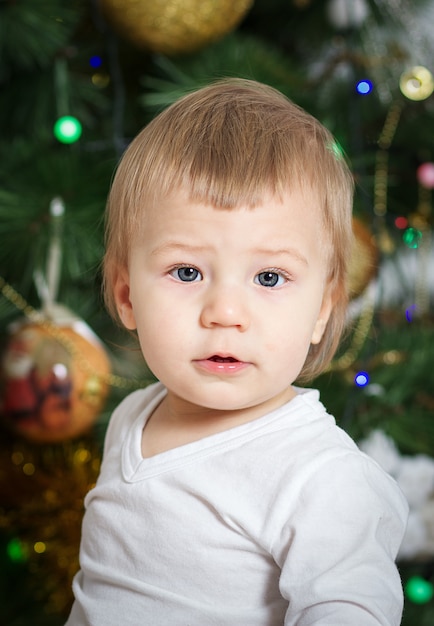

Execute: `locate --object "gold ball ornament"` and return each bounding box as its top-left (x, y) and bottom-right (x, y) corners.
top-left (399, 66), bottom-right (434, 101)
top-left (348, 217), bottom-right (379, 298)
top-left (100, 0), bottom-right (254, 55)
top-left (0, 308), bottom-right (111, 443)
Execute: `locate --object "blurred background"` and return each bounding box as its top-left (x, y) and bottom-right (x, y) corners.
top-left (0, 0), bottom-right (433, 623)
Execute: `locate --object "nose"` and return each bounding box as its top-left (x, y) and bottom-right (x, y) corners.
top-left (200, 284), bottom-right (250, 331)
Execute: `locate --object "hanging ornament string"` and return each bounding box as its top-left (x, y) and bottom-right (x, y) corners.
top-left (327, 293), bottom-right (376, 373)
top-left (374, 101), bottom-right (403, 252)
top-left (53, 56), bottom-right (82, 144)
top-left (34, 197), bottom-right (64, 315)
top-left (413, 183), bottom-right (432, 316)
top-left (327, 102), bottom-right (403, 373)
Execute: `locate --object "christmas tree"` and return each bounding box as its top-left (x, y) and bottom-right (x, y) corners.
top-left (0, 0), bottom-right (433, 623)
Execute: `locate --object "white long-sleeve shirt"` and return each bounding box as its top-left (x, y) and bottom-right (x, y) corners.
top-left (66, 382), bottom-right (408, 625)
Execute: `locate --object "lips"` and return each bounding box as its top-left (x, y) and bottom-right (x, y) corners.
top-left (194, 354), bottom-right (250, 375)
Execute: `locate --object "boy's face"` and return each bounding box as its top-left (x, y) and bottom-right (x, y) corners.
top-left (114, 188), bottom-right (332, 421)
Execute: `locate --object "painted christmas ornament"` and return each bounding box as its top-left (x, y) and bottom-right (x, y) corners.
top-left (100, 0), bottom-right (253, 55)
top-left (0, 310), bottom-right (111, 443)
top-left (348, 218), bottom-right (379, 298)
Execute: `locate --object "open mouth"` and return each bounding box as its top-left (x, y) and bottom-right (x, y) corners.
top-left (208, 355), bottom-right (239, 363)
top-left (195, 354), bottom-right (249, 374)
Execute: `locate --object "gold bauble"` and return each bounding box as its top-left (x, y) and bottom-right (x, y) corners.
top-left (348, 217), bottom-right (379, 298)
top-left (101, 0), bottom-right (254, 55)
top-left (0, 314), bottom-right (111, 443)
top-left (399, 66), bottom-right (434, 102)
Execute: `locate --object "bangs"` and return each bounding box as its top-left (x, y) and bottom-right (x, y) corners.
top-left (154, 105), bottom-right (316, 209)
top-left (116, 80), bottom-right (340, 227)
top-left (175, 128), bottom-right (320, 210)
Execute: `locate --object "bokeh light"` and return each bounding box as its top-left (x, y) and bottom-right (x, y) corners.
top-left (395, 216), bottom-right (408, 229)
top-left (405, 576), bottom-right (434, 604)
top-left (403, 228), bottom-right (422, 249)
top-left (53, 116), bottom-right (82, 144)
top-left (355, 371), bottom-right (369, 387)
top-left (406, 305), bottom-right (416, 322)
top-left (356, 79), bottom-right (373, 95)
top-left (400, 66), bottom-right (434, 101)
top-left (89, 55), bottom-right (103, 68)
top-left (7, 538), bottom-right (27, 563)
top-left (417, 162), bottom-right (434, 189)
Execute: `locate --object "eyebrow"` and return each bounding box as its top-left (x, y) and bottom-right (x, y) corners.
top-left (151, 241), bottom-right (308, 266)
top-left (252, 247), bottom-right (309, 266)
top-left (150, 242), bottom-right (210, 257)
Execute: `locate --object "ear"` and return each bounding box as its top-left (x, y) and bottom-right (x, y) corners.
top-left (311, 287), bottom-right (333, 345)
top-left (112, 268), bottom-right (137, 330)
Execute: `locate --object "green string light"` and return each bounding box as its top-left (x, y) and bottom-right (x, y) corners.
top-left (402, 227), bottom-right (422, 249)
top-left (405, 576), bottom-right (434, 604)
top-left (6, 537), bottom-right (28, 563)
top-left (53, 115), bottom-right (82, 144)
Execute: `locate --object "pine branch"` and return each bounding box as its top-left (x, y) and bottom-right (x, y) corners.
top-left (0, 0), bottom-right (83, 72)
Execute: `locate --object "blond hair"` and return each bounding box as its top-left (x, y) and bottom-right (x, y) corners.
top-left (104, 78), bottom-right (354, 382)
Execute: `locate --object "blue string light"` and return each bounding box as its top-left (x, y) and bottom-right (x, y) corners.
top-left (406, 304), bottom-right (417, 322)
top-left (355, 371), bottom-right (369, 387)
top-left (356, 79), bottom-right (373, 95)
top-left (89, 55), bottom-right (103, 69)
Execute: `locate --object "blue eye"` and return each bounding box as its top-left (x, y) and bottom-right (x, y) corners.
top-left (255, 271), bottom-right (286, 288)
top-left (171, 266), bottom-right (202, 282)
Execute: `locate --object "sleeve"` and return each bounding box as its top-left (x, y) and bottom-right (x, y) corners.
top-left (278, 453), bottom-right (409, 626)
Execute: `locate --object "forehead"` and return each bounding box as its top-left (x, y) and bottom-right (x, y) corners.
top-left (135, 186), bottom-right (329, 262)
top-left (144, 183), bottom-right (324, 220)
top-left (164, 176), bottom-right (321, 209)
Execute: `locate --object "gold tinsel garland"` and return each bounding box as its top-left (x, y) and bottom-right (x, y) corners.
top-left (0, 432), bottom-right (101, 616)
top-left (327, 102), bottom-right (404, 375)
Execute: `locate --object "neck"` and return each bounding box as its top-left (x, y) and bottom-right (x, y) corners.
top-left (141, 386), bottom-right (297, 459)
top-left (156, 385), bottom-right (297, 432)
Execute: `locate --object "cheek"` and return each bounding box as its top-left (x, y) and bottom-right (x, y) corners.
top-left (134, 300), bottom-right (190, 358)
top-left (261, 309), bottom-right (320, 365)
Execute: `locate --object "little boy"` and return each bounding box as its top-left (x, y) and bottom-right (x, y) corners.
top-left (66, 79), bottom-right (408, 625)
